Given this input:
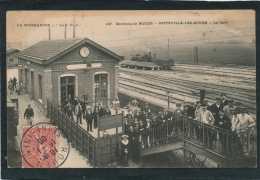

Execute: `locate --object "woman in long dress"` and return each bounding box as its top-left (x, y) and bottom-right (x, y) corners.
top-left (8, 78), bottom-right (13, 94)
top-left (120, 135), bottom-right (129, 167)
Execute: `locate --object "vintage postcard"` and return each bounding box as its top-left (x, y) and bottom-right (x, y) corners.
top-left (6, 10), bottom-right (256, 168)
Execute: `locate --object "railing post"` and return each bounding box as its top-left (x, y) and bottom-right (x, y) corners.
top-left (182, 117), bottom-right (185, 139)
top-left (46, 100), bottom-right (50, 118)
top-left (166, 122), bottom-right (169, 143)
top-left (202, 124), bottom-right (205, 146)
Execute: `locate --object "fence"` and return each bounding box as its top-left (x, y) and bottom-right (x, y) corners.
top-left (182, 116), bottom-right (256, 158)
top-left (47, 101), bottom-right (122, 167)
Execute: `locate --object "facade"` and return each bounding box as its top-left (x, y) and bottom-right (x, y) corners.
top-left (18, 38), bottom-right (123, 107)
top-left (6, 49), bottom-right (20, 68)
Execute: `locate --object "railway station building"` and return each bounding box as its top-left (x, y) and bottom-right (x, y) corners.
top-left (17, 38), bottom-right (123, 107)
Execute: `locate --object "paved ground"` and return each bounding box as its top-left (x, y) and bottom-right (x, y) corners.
top-left (8, 88), bottom-right (91, 168)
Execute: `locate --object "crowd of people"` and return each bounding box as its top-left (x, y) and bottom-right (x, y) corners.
top-left (120, 93), bottom-right (256, 166)
top-left (60, 93), bottom-right (255, 167)
top-left (62, 96), bottom-right (112, 132)
top-left (8, 77), bottom-right (22, 95)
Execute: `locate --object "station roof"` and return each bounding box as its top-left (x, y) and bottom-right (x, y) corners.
top-left (18, 38), bottom-right (123, 64)
top-left (6, 49), bottom-right (20, 56)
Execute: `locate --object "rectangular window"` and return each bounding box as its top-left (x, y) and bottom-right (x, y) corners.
top-left (68, 76), bottom-right (74, 83)
top-left (60, 76), bottom-right (75, 106)
top-left (94, 74), bottom-right (107, 100)
top-left (60, 77), bottom-right (66, 84)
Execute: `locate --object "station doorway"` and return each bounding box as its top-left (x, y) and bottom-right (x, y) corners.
top-left (60, 76), bottom-right (75, 106)
top-left (94, 74), bottom-right (107, 104)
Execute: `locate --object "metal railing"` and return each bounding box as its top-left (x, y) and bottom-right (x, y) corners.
top-left (47, 101), bottom-right (97, 166)
top-left (138, 116), bottom-right (256, 159)
top-left (139, 117), bottom-right (183, 147)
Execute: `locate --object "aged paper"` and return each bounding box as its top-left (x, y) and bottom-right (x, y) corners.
top-left (6, 10), bottom-right (256, 168)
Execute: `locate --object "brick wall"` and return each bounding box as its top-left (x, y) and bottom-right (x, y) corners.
top-left (18, 57), bottom-right (46, 102)
top-left (18, 41), bottom-right (120, 107)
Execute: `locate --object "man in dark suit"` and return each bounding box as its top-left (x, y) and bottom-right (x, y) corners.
top-left (218, 110), bottom-right (232, 153)
top-left (210, 98), bottom-right (222, 146)
top-left (220, 93), bottom-right (229, 110)
top-left (173, 103), bottom-right (183, 119)
top-left (210, 98), bottom-right (222, 126)
top-left (85, 106), bottom-right (93, 132)
top-left (80, 99), bottom-right (86, 119)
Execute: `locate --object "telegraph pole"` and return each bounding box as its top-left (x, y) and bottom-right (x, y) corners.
top-left (194, 47), bottom-right (198, 63)
top-left (64, 24), bottom-right (67, 39)
top-left (48, 27), bottom-right (51, 40)
top-left (167, 39), bottom-right (169, 60)
top-left (73, 17), bottom-right (76, 38)
top-left (165, 91), bottom-right (173, 109)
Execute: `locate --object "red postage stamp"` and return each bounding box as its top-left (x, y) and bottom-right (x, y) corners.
top-left (22, 123), bottom-right (69, 168)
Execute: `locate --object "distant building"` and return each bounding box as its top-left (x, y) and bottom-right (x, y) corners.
top-left (6, 49), bottom-right (20, 68)
top-left (18, 38), bottom-right (123, 107)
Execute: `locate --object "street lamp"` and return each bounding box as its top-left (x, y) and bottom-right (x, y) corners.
top-left (165, 91), bottom-right (174, 109)
top-left (84, 63), bottom-right (92, 72)
top-left (112, 98), bottom-right (120, 114)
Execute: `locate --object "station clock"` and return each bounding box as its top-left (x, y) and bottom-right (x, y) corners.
top-left (80, 47), bottom-right (90, 57)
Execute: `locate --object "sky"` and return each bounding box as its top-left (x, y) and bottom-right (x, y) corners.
top-left (7, 10), bottom-right (255, 59)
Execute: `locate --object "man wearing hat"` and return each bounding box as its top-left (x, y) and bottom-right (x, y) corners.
top-left (230, 110), bottom-right (244, 155)
top-left (163, 107), bottom-right (173, 121)
top-left (173, 103), bottom-right (183, 119)
top-left (195, 101), bottom-right (201, 119)
top-left (183, 101), bottom-right (190, 117)
top-left (85, 106), bottom-right (93, 132)
top-left (220, 93), bottom-right (229, 110)
top-left (156, 109), bottom-right (165, 125)
top-left (223, 100), bottom-right (235, 118)
top-left (75, 101), bottom-right (83, 124)
top-left (196, 101), bottom-right (215, 147)
top-left (80, 99), bottom-right (86, 119)
top-left (237, 107), bottom-right (255, 133)
top-left (210, 98), bottom-right (222, 143)
top-left (187, 102), bottom-right (196, 119)
top-left (231, 110), bottom-right (241, 134)
top-left (210, 98), bottom-right (222, 126)
top-left (218, 109), bottom-right (232, 153)
top-left (144, 102), bottom-right (151, 115)
top-left (237, 107), bottom-right (256, 154)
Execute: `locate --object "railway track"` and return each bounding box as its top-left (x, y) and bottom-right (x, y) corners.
top-left (119, 77), bottom-right (255, 114)
top-left (120, 75), bottom-right (255, 103)
top-left (175, 64), bottom-right (255, 79)
top-left (120, 70), bottom-right (255, 95)
top-left (119, 69), bottom-right (256, 115)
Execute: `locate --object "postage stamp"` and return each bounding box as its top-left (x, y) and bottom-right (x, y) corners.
top-left (21, 123), bottom-right (70, 168)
